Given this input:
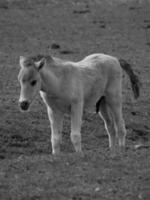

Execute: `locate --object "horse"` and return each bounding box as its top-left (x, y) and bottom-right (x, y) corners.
top-left (18, 53), bottom-right (140, 156)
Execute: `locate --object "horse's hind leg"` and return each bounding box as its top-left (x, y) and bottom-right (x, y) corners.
top-left (98, 97), bottom-right (117, 155)
top-left (107, 94), bottom-right (127, 153)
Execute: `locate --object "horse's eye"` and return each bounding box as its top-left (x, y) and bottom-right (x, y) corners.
top-left (31, 80), bottom-right (37, 86)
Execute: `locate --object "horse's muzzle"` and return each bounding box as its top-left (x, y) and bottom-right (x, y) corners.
top-left (19, 101), bottom-right (30, 111)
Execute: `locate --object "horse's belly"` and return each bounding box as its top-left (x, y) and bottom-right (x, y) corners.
top-left (84, 92), bottom-right (103, 113)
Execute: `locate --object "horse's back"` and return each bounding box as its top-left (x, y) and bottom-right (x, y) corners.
top-left (77, 53), bottom-right (121, 76)
top-left (78, 53), bottom-right (118, 66)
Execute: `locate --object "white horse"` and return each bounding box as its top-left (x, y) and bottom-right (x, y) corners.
top-left (18, 53), bottom-right (140, 156)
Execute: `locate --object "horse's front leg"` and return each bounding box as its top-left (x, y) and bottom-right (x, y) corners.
top-left (71, 100), bottom-right (83, 154)
top-left (47, 107), bottom-right (63, 155)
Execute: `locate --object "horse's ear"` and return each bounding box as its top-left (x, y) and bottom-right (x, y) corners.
top-left (19, 56), bottom-right (26, 68)
top-left (35, 58), bottom-right (46, 71)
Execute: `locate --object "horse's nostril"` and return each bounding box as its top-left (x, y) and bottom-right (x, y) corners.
top-left (20, 101), bottom-right (30, 111)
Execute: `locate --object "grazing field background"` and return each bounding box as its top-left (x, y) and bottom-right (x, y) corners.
top-left (0, 0), bottom-right (150, 199)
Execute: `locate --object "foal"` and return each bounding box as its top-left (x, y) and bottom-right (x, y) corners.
top-left (18, 53), bottom-right (140, 155)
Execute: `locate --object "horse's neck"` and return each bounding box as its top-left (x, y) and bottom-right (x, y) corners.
top-left (40, 65), bottom-right (60, 94)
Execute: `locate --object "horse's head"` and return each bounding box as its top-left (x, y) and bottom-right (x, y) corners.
top-left (18, 55), bottom-right (45, 111)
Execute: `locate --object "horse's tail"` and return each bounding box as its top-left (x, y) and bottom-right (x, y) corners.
top-left (119, 59), bottom-right (140, 99)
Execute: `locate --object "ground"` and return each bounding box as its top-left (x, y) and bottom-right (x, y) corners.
top-left (0, 0), bottom-right (150, 199)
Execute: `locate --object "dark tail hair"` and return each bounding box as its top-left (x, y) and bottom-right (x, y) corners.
top-left (119, 59), bottom-right (140, 99)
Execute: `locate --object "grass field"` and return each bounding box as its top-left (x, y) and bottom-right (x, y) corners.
top-left (0, 0), bottom-right (150, 199)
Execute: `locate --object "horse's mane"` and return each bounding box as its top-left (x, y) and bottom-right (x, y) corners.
top-left (30, 54), bottom-right (51, 61)
top-left (23, 54), bottom-right (74, 69)
top-left (24, 54), bottom-right (52, 67)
